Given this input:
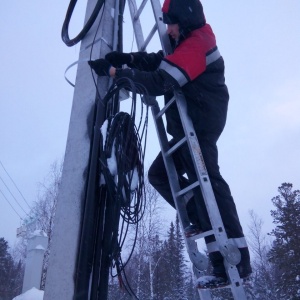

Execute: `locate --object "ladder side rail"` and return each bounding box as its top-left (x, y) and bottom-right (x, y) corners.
top-left (151, 104), bottom-right (207, 274)
top-left (151, 104), bottom-right (212, 300)
top-left (225, 259), bottom-right (250, 300)
top-left (150, 0), bottom-right (173, 55)
top-left (173, 89), bottom-right (237, 246)
top-left (174, 90), bottom-right (248, 298)
top-left (151, 104), bottom-right (190, 227)
top-left (174, 91), bottom-right (227, 239)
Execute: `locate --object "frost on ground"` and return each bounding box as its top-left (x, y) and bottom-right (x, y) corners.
top-left (12, 287), bottom-right (44, 300)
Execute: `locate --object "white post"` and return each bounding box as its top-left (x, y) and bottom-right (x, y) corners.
top-left (22, 230), bottom-right (48, 293)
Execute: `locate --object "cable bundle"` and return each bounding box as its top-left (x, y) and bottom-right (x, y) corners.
top-left (100, 79), bottom-right (148, 222)
top-left (100, 111), bottom-right (145, 218)
top-left (96, 78), bottom-right (149, 299)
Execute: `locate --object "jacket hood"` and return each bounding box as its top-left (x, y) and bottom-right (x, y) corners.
top-left (162, 0), bottom-right (206, 36)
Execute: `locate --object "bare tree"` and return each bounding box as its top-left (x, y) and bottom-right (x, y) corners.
top-left (247, 210), bottom-right (277, 299)
top-left (134, 177), bottom-right (167, 299)
top-left (12, 160), bottom-right (63, 289)
top-left (108, 176), bottom-right (169, 299)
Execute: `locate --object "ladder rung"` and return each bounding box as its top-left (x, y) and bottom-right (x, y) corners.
top-left (134, 0), bottom-right (148, 21)
top-left (141, 24), bottom-right (158, 51)
top-left (189, 229), bottom-right (215, 240)
top-left (155, 96), bottom-right (176, 119)
top-left (176, 181), bottom-right (199, 197)
top-left (166, 137), bottom-right (186, 156)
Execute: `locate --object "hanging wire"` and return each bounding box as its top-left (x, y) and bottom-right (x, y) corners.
top-left (0, 176), bottom-right (29, 216)
top-left (96, 78), bottom-right (150, 299)
top-left (0, 161), bottom-right (31, 209)
top-left (0, 190), bottom-right (23, 219)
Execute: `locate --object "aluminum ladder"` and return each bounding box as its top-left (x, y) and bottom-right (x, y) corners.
top-left (126, 0), bottom-right (249, 299)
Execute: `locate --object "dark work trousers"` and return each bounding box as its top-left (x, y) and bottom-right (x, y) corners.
top-left (148, 134), bottom-right (245, 243)
top-left (148, 89), bottom-right (253, 275)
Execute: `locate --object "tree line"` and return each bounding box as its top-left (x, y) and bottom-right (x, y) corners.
top-left (107, 182), bottom-right (300, 300)
top-left (0, 160), bottom-right (299, 299)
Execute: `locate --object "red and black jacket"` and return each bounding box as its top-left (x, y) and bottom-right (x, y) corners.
top-left (115, 24), bottom-right (229, 139)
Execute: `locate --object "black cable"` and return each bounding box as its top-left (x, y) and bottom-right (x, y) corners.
top-left (96, 78), bottom-right (150, 300)
top-left (61, 0), bottom-right (105, 46)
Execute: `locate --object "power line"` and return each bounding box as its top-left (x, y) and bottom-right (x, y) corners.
top-left (0, 160), bottom-right (31, 209)
top-left (0, 189), bottom-right (23, 219)
top-left (0, 175), bottom-right (29, 215)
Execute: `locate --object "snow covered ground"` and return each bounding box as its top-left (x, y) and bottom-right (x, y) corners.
top-left (12, 288), bottom-right (44, 300)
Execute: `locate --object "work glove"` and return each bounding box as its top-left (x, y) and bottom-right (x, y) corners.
top-left (105, 51), bottom-right (132, 67)
top-left (88, 59), bottom-right (111, 76)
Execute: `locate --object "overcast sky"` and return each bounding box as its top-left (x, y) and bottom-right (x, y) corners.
top-left (1, 1), bottom-right (300, 247)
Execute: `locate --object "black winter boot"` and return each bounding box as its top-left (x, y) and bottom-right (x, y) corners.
top-left (209, 247), bottom-right (252, 280)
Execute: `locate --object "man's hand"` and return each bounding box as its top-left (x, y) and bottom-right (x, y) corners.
top-left (105, 51), bottom-right (132, 67)
top-left (88, 59), bottom-right (111, 76)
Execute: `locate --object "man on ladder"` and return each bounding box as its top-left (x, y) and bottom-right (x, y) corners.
top-left (89, 0), bottom-right (252, 289)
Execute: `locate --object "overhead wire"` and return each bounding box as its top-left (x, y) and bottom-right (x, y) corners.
top-left (0, 176), bottom-right (29, 216)
top-left (0, 190), bottom-right (23, 219)
top-left (0, 160), bottom-right (31, 209)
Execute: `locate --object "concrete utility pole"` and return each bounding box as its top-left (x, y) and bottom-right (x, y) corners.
top-left (44, 0), bottom-right (115, 298)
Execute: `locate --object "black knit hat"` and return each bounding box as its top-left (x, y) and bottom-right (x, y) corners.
top-left (162, 0), bottom-right (206, 34)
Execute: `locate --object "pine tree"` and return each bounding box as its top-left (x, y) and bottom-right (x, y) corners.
top-left (174, 215), bottom-right (188, 299)
top-left (0, 238), bottom-right (23, 300)
top-left (268, 183), bottom-right (300, 299)
top-left (153, 239), bottom-right (170, 299)
top-left (185, 272), bottom-right (199, 300)
top-left (160, 216), bottom-right (188, 300)
top-left (165, 221), bottom-right (177, 298)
